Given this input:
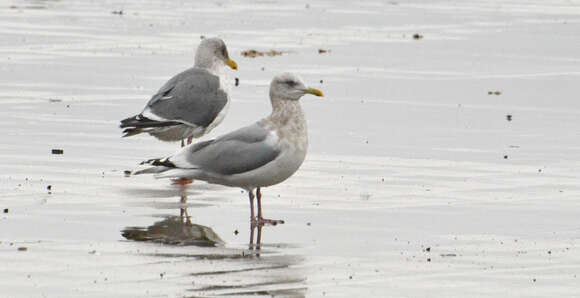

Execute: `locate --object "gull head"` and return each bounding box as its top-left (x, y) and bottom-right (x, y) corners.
top-left (194, 37), bottom-right (238, 70)
top-left (269, 73), bottom-right (324, 101)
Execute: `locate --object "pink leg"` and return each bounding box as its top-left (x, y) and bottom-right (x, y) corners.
top-left (255, 187), bottom-right (284, 226)
top-left (181, 139), bottom-right (185, 147)
top-left (187, 136), bottom-right (193, 145)
top-left (248, 190), bottom-right (256, 222)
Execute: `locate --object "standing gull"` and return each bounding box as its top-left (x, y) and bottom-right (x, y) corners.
top-left (135, 73), bottom-right (323, 225)
top-left (120, 37), bottom-right (238, 147)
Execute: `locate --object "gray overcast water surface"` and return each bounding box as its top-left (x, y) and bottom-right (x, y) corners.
top-left (1, 1), bottom-right (579, 297)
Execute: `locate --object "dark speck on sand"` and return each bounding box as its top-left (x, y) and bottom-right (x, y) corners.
top-left (51, 149), bottom-right (64, 155)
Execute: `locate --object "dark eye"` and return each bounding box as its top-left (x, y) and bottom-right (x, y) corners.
top-left (285, 80), bottom-right (297, 87)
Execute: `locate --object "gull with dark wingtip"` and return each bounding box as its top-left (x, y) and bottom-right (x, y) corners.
top-left (120, 37), bottom-right (238, 147)
top-left (135, 73), bottom-right (323, 226)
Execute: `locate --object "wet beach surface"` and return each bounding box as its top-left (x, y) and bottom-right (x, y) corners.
top-left (1, 1), bottom-right (580, 297)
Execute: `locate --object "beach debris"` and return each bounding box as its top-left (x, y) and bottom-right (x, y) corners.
top-left (412, 33), bottom-right (423, 40)
top-left (234, 230), bottom-right (239, 235)
top-left (17, 247), bottom-right (28, 251)
top-left (319, 79), bottom-right (323, 84)
top-left (440, 253), bottom-right (457, 257)
top-left (51, 149), bottom-right (64, 155)
top-left (46, 185), bottom-right (52, 191)
top-left (48, 98), bottom-right (62, 103)
top-left (111, 10), bottom-right (123, 15)
top-left (123, 170), bottom-right (132, 177)
top-left (318, 49), bottom-right (330, 54)
top-left (235, 77), bottom-right (239, 86)
top-left (503, 155), bottom-right (508, 159)
top-left (506, 114), bottom-right (513, 121)
top-left (488, 90), bottom-right (502, 95)
top-left (241, 49), bottom-right (283, 58)
top-left (425, 247), bottom-right (431, 252)
top-left (427, 258), bottom-right (431, 262)
top-left (3, 208), bottom-right (8, 213)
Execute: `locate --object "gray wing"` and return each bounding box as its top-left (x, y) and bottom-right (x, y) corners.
top-left (145, 68), bottom-right (228, 128)
top-left (174, 123), bottom-right (281, 175)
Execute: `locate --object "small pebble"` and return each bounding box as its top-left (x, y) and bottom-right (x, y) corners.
top-left (123, 170), bottom-right (131, 177)
top-left (234, 78), bottom-right (239, 86)
top-left (506, 114), bottom-right (512, 121)
top-left (51, 149), bottom-right (64, 155)
top-left (503, 155), bottom-right (508, 159)
top-left (234, 230), bottom-right (239, 235)
top-left (3, 208), bottom-right (8, 213)
top-left (18, 247), bottom-right (28, 251)
top-left (47, 185), bottom-right (52, 191)
top-left (412, 33), bottom-right (423, 40)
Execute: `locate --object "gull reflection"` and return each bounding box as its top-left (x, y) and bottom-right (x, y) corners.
top-left (122, 186), bottom-right (306, 297)
top-left (122, 193), bottom-right (224, 247)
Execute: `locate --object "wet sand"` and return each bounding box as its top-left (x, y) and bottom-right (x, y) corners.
top-left (1, 0), bottom-right (580, 297)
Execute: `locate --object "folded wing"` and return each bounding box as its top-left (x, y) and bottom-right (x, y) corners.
top-left (144, 68), bottom-right (228, 128)
top-left (171, 123), bottom-right (281, 175)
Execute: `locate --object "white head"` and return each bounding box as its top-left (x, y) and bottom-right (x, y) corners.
top-left (269, 73), bottom-right (324, 101)
top-left (194, 37), bottom-right (238, 70)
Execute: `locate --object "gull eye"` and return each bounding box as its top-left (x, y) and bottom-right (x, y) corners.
top-left (285, 80), bottom-right (297, 87)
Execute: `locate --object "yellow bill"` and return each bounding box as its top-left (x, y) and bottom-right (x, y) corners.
top-left (305, 87), bottom-right (324, 97)
top-left (226, 58), bottom-right (238, 70)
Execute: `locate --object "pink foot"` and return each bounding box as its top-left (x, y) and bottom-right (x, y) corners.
top-left (252, 217), bottom-right (285, 226)
top-left (171, 178), bottom-right (194, 185)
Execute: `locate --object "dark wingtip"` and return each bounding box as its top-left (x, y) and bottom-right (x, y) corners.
top-left (122, 128), bottom-right (143, 138)
top-left (140, 158), bottom-right (176, 168)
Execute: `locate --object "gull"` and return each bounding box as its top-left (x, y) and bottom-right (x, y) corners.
top-left (135, 73), bottom-right (323, 226)
top-left (120, 37), bottom-right (238, 147)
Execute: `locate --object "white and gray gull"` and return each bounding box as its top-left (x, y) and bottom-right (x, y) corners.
top-left (120, 37), bottom-right (238, 146)
top-left (135, 73), bottom-right (323, 226)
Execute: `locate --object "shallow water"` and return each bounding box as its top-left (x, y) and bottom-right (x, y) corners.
top-left (1, 0), bottom-right (580, 297)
